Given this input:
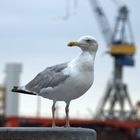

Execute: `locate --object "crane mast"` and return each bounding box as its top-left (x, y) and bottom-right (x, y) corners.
top-left (89, 0), bottom-right (136, 120)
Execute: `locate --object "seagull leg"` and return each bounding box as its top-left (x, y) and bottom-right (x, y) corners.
top-left (65, 101), bottom-right (70, 127)
top-left (52, 100), bottom-right (56, 127)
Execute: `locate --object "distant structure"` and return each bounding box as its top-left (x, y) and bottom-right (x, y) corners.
top-left (133, 101), bottom-right (140, 120)
top-left (0, 85), bottom-right (6, 117)
top-left (5, 63), bottom-right (22, 117)
top-left (89, 0), bottom-right (136, 120)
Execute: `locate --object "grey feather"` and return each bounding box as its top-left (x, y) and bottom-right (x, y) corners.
top-left (25, 63), bottom-right (69, 93)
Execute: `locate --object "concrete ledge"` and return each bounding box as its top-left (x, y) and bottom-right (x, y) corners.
top-left (0, 127), bottom-right (96, 140)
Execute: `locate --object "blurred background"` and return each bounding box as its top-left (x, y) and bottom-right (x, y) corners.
top-left (0, 0), bottom-right (140, 139)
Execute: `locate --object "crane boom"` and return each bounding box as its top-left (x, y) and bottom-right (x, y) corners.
top-left (88, 0), bottom-right (136, 120)
top-left (88, 0), bottom-right (112, 45)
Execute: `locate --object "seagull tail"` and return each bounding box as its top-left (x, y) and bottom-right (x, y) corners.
top-left (11, 86), bottom-right (36, 96)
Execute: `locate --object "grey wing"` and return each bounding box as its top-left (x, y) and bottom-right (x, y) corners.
top-left (25, 63), bottom-right (69, 93)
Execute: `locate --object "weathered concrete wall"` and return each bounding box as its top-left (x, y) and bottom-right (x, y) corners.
top-left (0, 127), bottom-right (96, 140)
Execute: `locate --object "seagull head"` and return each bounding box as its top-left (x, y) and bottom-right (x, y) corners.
top-left (67, 35), bottom-right (98, 53)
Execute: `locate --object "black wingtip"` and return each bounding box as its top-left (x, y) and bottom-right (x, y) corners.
top-left (11, 86), bottom-right (19, 92)
top-left (11, 86), bottom-right (36, 96)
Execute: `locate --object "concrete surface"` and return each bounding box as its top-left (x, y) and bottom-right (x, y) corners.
top-left (0, 127), bottom-right (96, 140)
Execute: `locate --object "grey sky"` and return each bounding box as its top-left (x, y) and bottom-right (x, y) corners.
top-left (0, 0), bottom-right (140, 118)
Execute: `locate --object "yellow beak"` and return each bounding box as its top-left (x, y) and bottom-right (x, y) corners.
top-left (67, 41), bottom-right (80, 47)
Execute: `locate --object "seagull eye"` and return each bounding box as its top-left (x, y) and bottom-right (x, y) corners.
top-left (85, 39), bottom-right (91, 43)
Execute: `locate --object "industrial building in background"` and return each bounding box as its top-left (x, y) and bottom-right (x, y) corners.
top-left (5, 63), bottom-right (22, 117)
top-left (0, 63), bottom-right (22, 119)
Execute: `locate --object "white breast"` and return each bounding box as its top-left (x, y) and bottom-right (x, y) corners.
top-left (40, 52), bottom-right (95, 102)
top-left (54, 52), bottom-right (95, 101)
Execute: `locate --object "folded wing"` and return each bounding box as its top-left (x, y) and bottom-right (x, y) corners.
top-left (25, 63), bottom-right (69, 93)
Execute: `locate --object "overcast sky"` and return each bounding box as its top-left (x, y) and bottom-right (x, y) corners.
top-left (0, 0), bottom-right (140, 119)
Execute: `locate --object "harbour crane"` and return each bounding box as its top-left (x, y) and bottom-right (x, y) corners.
top-left (88, 0), bottom-right (136, 120)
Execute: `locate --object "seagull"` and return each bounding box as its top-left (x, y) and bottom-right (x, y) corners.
top-left (12, 35), bottom-right (98, 127)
